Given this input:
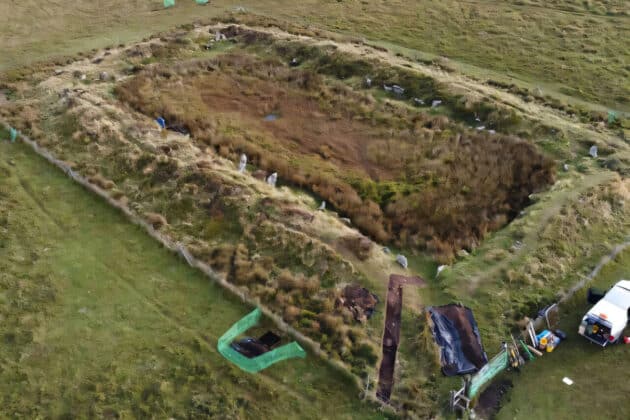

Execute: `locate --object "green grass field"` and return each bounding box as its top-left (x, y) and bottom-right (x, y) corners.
top-left (0, 137), bottom-right (384, 419)
top-left (1, 1), bottom-right (628, 112)
top-left (497, 248), bottom-right (630, 420)
top-left (2, 1), bottom-right (629, 418)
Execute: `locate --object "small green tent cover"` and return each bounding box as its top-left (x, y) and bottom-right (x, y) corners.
top-left (164, 0), bottom-right (175, 8)
top-left (608, 111), bottom-right (617, 125)
top-left (9, 127), bottom-right (18, 143)
top-left (217, 308), bottom-right (306, 373)
top-left (196, 0), bottom-right (209, 4)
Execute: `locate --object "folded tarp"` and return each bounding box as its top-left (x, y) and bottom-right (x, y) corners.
top-left (427, 304), bottom-right (488, 376)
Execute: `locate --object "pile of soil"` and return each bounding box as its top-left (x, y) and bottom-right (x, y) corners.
top-left (339, 283), bottom-right (379, 322)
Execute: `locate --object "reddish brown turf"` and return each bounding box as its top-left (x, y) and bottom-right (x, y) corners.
top-left (116, 51), bottom-right (555, 261)
top-left (139, 62), bottom-right (393, 181)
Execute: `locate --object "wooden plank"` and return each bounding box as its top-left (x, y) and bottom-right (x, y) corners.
top-left (527, 344), bottom-right (543, 357)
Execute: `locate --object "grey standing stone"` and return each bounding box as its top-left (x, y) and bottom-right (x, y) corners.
top-left (238, 153), bottom-right (247, 173)
top-left (266, 172), bottom-right (278, 187)
top-left (396, 254), bottom-right (408, 269)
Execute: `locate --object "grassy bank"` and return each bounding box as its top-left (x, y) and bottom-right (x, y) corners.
top-left (0, 138), bottom-right (385, 418)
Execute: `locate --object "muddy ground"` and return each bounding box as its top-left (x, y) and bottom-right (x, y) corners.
top-left (475, 379), bottom-right (513, 419)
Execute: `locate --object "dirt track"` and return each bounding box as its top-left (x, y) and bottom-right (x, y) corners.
top-left (376, 274), bottom-right (425, 402)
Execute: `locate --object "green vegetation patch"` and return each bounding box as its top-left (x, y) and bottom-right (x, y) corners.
top-left (497, 248), bottom-right (630, 420)
top-left (0, 140), bottom-right (386, 419)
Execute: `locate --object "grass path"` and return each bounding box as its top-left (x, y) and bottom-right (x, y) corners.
top-left (295, 28), bottom-right (628, 154)
top-left (463, 170), bottom-right (617, 293)
top-left (0, 138), bottom-right (384, 418)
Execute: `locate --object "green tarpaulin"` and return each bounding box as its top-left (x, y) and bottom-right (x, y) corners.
top-left (467, 350), bottom-right (508, 399)
top-left (9, 127), bottom-right (18, 143)
top-left (164, 0), bottom-right (175, 8)
top-left (217, 308), bottom-right (306, 373)
top-left (608, 111), bottom-right (617, 125)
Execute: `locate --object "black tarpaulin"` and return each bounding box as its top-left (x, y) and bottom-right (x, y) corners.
top-left (428, 304), bottom-right (488, 376)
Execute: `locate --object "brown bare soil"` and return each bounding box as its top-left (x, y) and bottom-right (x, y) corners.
top-left (476, 379), bottom-right (513, 420)
top-left (376, 274), bottom-right (425, 402)
top-left (116, 39), bottom-right (555, 261)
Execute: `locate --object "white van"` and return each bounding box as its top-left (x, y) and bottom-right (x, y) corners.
top-left (578, 280), bottom-right (630, 346)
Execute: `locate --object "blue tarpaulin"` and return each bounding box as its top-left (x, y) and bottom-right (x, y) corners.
top-left (156, 117), bottom-right (166, 129)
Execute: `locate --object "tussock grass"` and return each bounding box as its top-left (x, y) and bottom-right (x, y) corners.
top-left (5, 18), bottom-right (626, 417)
top-left (0, 140), bottom-right (385, 419)
top-left (442, 175), bottom-right (630, 349)
top-left (116, 39), bottom-right (555, 261)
